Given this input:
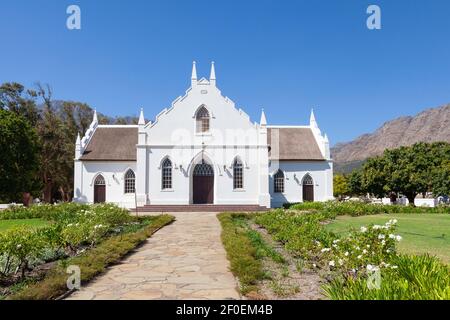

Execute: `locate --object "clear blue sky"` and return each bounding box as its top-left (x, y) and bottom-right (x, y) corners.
top-left (1, 0), bottom-right (450, 145)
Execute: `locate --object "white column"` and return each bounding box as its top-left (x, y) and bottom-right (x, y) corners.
top-left (258, 110), bottom-right (271, 208)
top-left (136, 109), bottom-right (148, 206)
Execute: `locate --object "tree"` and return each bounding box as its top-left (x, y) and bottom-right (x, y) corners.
top-left (348, 169), bottom-right (365, 196)
top-left (0, 109), bottom-right (41, 203)
top-left (432, 160), bottom-right (450, 197)
top-left (360, 156), bottom-right (388, 199)
top-left (0, 82), bottom-right (40, 125)
top-left (333, 174), bottom-right (350, 200)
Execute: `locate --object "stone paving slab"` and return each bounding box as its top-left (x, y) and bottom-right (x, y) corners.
top-left (67, 212), bottom-right (241, 300)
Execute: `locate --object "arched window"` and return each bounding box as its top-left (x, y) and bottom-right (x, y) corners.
top-left (94, 175), bottom-right (105, 186)
top-left (162, 158), bottom-right (172, 190)
top-left (233, 158), bottom-right (243, 189)
top-left (273, 170), bottom-right (284, 193)
top-left (196, 106), bottom-right (210, 133)
top-left (302, 174), bottom-right (313, 186)
top-left (124, 169), bottom-right (135, 194)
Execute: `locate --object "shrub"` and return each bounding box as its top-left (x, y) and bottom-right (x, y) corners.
top-left (324, 254), bottom-right (450, 300)
top-left (0, 227), bottom-right (45, 277)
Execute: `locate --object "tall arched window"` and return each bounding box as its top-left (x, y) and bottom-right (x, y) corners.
top-left (233, 158), bottom-right (243, 189)
top-left (124, 169), bottom-right (135, 194)
top-left (274, 170), bottom-right (284, 193)
top-left (196, 106), bottom-right (210, 133)
top-left (162, 158), bottom-right (172, 190)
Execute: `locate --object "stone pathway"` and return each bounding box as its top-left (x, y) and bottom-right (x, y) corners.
top-left (67, 212), bottom-right (241, 300)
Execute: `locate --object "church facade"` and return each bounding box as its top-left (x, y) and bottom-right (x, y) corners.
top-left (73, 62), bottom-right (333, 209)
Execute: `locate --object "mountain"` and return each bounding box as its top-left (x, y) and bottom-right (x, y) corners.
top-left (332, 104), bottom-right (450, 174)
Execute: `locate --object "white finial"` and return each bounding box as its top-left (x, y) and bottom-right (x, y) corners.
top-left (324, 133), bottom-right (329, 143)
top-left (93, 109), bottom-right (98, 124)
top-left (191, 61), bottom-right (197, 80)
top-left (210, 61), bottom-right (216, 81)
top-left (260, 108), bottom-right (267, 126)
top-left (76, 132), bottom-right (81, 145)
top-left (138, 108), bottom-right (145, 125)
top-left (310, 108), bottom-right (317, 127)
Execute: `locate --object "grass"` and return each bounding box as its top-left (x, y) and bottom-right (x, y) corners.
top-left (0, 219), bottom-right (50, 232)
top-left (217, 213), bottom-right (264, 295)
top-left (6, 214), bottom-right (174, 300)
top-left (325, 214), bottom-right (450, 264)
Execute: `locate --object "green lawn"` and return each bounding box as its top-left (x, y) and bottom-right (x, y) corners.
top-left (0, 219), bottom-right (50, 233)
top-left (325, 214), bottom-right (450, 264)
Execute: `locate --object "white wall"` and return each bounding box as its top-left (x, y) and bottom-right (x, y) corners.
top-left (74, 161), bottom-right (137, 208)
top-left (269, 160), bottom-right (334, 207)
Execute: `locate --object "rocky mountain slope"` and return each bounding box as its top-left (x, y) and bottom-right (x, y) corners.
top-left (332, 104), bottom-right (450, 173)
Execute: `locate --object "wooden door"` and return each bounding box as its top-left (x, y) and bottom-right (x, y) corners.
top-left (303, 184), bottom-right (314, 202)
top-left (193, 176), bottom-right (214, 204)
top-left (94, 185), bottom-right (106, 203)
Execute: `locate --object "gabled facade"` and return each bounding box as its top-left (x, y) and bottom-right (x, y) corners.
top-left (73, 62), bottom-right (333, 208)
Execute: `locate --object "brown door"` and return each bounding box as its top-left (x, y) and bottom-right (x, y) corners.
top-left (94, 185), bottom-right (106, 203)
top-left (193, 162), bottom-right (214, 204)
top-left (303, 185), bottom-right (314, 202)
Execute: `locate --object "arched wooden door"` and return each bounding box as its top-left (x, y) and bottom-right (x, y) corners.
top-left (193, 162), bottom-right (214, 204)
top-left (94, 175), bottom-right (106, 203)
top-left (302, 174), bottom-right (314, 202)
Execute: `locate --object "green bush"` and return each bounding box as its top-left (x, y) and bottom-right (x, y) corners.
top-left (0, 227), bottom-right (45, 277)
top-left (287, 201), bottom-right (450, 217)
top-left (324, 254), bottom-right (450, 300)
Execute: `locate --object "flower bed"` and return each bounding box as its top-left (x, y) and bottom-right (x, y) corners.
top-left (0, 203), bottom-right (173, 299)
top-left (254, 209), bottom-right (450, 300)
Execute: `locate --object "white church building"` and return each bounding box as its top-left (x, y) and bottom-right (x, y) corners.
top-left (73, 62), bottom-right (333, 209)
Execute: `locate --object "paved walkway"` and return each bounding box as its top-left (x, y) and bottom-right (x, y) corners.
top-left (67, 212), bottom-right (240, 300)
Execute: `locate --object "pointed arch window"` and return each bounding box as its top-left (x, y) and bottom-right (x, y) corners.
top-left (94, 175), bottom-right (105, 186)
top-left (196, 106), bottom-right (210, 133)
top-left (124, 169), bottom-right (135, 194)
top-left (274, 170), bottom-right (285, 193)
top-left (302, 174), bottom-right (313, 186)
top-left (233, 158), bottom-right (244, 189)
top-left (162, 158), bottom-right (173, 190)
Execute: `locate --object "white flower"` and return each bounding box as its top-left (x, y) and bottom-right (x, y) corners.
top-left (378, 234), bottom-right (385, 240)
top-left (391, 265), bottom-right (398, 269)
top-left (332, 244), bottom-right (338, 248)
top-left (329, 260), bottom-right (335, 267)
top-left (360, 226), bottom-right (368, 233)
top-left (389, 234), bottom-right (396, 239)
top-left (396, 235), bottom-right (402, 242)
top-left (344, 251), bottom-right (349, 257)
top-left (381, 240), bottom-right (386, 246)
top-left (367, 264), bottom-right (374, 272)
top-left (366, 245), bottom-right (371, 248)
top-left (312, 263), bottom-right (317, 268)
top-left (17, 244), bottom-right (22, 249)
top-left (392, 219), bottom-right (398, 224)
top-left (321, 248), bottom-right (331, 253)
top-left (333, 239), bottom-right (340, 244)
top-left (338, 259), bottom-right (344, 266)
top-left (357, 255), bottom-right (362, 259)
top-left (373, 225), bottom-right (382, 230)
top-left (362, 249), bottom-right (368, 254)
top-left (386, 249), bottom-right (391, 253)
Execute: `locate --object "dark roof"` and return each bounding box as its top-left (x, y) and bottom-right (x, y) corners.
top-left (80, 127), bottom-right (138, 161)
top-left (267, 128), bottom-right (325, 161)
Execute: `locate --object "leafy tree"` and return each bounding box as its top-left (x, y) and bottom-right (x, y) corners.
top-left (0, 109), bottom-right (41, 202)
top-left (360, 156), bottom-right (388, 199)
top-left (348, 169), bottom-right (364, 196)
top-left (432, 160), bottom-right (450, 197)
top-left (0, 82), bottom-right (40, 125)
top-left (333, 174), bottom-right (350, 200)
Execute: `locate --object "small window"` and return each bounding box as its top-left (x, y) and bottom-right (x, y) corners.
top-left (196, 106), bottom-right (210, 133)
top-left (124, 169), bottom-right (135, 194)
top-left (94, 175), bottom-right (105, 186)
top-left (233, 158), bottom-right (243, 189)
top-left (162, 158), bottom-right (172, 190)
top-left (303, 174), bottom-right (313, 185)
top-left (274, 170), bottom-right (284, 193)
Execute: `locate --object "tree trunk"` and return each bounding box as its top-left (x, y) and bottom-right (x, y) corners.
top-left (406, 193), bottom-right (416, 206)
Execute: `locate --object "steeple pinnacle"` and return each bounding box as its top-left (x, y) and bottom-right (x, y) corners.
top-left (210, 61), bottom-right (216, 86)
top-left (191, 61), bottom-right (197, 86)
top-left (260, 109), bottom-right (267, 126)
top-left (138, 108), bottom-right (145, 125)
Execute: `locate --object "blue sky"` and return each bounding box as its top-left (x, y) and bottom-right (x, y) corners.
top-left (1, 0), bottom-right (450, 145)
